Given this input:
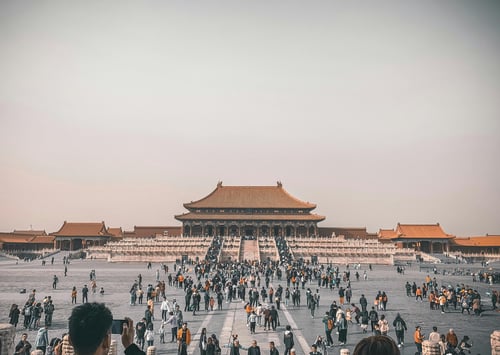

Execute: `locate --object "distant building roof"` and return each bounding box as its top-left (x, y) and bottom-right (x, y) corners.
top-left (13, 230), bottom-right (47, 236)
top-left (51, 221), bottom-right (113, 237)
top-left (378, 228), bottom-right (398, 240)
top-left (176, 212), bottom-right (325, 222)
top-left (108, 227), bottom-right (123, 239)
top-left (183, 182), bottom-right (317, 210)
top-left (0, 232), bottom-right (54, 244)
top-left (395, 223), bottom-right (454, 240)
top-left (452, 235), bottom-right (500, 247)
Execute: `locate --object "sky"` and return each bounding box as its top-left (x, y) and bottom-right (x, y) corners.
top-left (1, 1), bottom-right (499, 237)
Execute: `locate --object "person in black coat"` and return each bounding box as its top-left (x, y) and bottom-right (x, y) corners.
top-left (199, 327), bottom-right (208, 355)
top-left (269, 341), bottom-right (279, 355)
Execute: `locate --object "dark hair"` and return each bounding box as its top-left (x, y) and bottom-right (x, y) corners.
top-left (353, 335), bottom-right (400, 355)
top-left (68, 303), bottom-right (112, 355)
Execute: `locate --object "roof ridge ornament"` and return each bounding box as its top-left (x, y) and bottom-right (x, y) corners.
top-left (217, 181), bottom-right (223, 188)
top-left (277, 181), bottom-right (282, 187)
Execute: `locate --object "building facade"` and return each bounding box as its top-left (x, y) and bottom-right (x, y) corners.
top-left (175, 182), bottom-right (325, 237)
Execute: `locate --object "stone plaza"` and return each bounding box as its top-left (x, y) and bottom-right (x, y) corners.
top-left (1, 255), bottom-right (498, 355)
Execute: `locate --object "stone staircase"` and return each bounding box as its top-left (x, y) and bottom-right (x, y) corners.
top-left (240, 239), bottom-right (260, 262)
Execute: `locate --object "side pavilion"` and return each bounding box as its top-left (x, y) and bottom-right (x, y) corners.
top-left (51, 221), bottom-right (115, 251)
top-left (379, 223), bottom-right (455, 253)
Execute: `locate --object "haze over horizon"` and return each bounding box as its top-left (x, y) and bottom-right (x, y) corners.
top-left (1, 1), bottom-right (499, 237)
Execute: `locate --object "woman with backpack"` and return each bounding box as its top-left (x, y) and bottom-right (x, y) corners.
top-left (392, 313), bottom-right (407, 347)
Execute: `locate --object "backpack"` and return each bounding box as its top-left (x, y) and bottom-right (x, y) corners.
top-left (369, 312), bottom-right (378, 321)
top-left (395, 320), bottom-right (404, 331)
top-left (327, 318), bottom-right (334, 330)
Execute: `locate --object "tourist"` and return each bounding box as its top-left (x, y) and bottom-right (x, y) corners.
top-left (68, 302), bottom-right (145, 355)
top-left (249, 311), bottom-right (257, 334)
top-left (360, 309), bottom-right (369, 333)
top-left (248, 340), bottom-right (261, 355)
top-left (9, 303), bottom-right (21, 327)
top-left (177, 322), bottom-right (191, 351)
top-left (322, 311), bottom-right (334, 346)
top-left (378, 314), bottom-right (389, 336)
top-left (392, 313), bottom-right (407, 347)
top-left (414, 326), bottom-right (424, 355)
top-left (81, 285), bottom-right (89, 303)
top-left (368, 307), bottom-right (378, 333)
top-left (145, 323), bottom-right (154, 348)
top-left (35, 324), bottom-right (49, 354)
top-left (162, 311), bottom-right (176, 343)
top-left (161, 297), bottom-right (170, 321)
top-left (429, 326), bottom-right (440, 343)
top-left (44, 300), bottom-right (54, 327)
top-left (445, 329), bottom-right (458, 349)
top-left (144, 305), bottom-right (153, 326)
top-left (135, 318), bottom-right (146, 350)
top-left (159, 321), bottom-right (166, 344)
top-left (199, 327), bottom-right (208, 355)
top-left (270, 305), bottom-right (279, 330)
top-left (205, 337), bottom-right (216, 355)
top-left (352, 335), bottom-right (400, 355)
top-left (309, 344), bottom-right (322, 355)
top-left (337, 312), bottom-right (348, 345)
top-left (359, 294), bottom-right (368, 312)
top-left (269, 341), bottom-right (279, 355)
top-left (15, 333), bottom-right (32, 355)
top-left (29, 302), bottom-right (43, 330)
top-left (224, 336), bottom-right (248, 355)
top-left (283, 325), bottom-right (295, 355)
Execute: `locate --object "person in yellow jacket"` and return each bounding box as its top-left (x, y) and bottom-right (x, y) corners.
top-left (177, 322), bottom-right (191, 355)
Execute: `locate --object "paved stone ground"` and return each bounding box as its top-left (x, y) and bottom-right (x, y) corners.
top-left (1, 255), bottom-right (498, 355)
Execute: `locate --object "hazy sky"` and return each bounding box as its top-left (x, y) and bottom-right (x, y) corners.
top-left (1, 1), bottom-right (499, 236)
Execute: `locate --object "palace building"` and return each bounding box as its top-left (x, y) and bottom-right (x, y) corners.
top-left (175, 181), bottom-right (325, 237)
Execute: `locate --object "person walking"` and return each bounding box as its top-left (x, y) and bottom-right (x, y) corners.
top-left (166, 311), bottom-right (178, 343)
top-left (34, 325), bottom-right (49, 354)
top-left (9, 304), bottom-right (20, 327)
top-left (337, 313), bottom-right (348, 346)
top-left (368, 307), bottom-right (378, 333)
top-left (135, 318), bottom-right (147, 350)
top-left (145, 323), bottom-right (155, 348)
top-left (249, 311), bottom-right (257, 334)
top-left (177, 322), bottom-right (192, 353)
top-left (359, 294), bottom-right (368, 313)
top-left (378, 314), bottom-right (389, 336)
top-left (283, 325), bottom-right (295, 355)
top-left (322, 312), bottom-right (334, 347)
top-left (199, 327), bottom-right (208, 355)
top-left (248, 340), bottom-right (261, 355)
top-left (269, 341), bottom-right (279, 355)
top-left (82, 285), bottom-right (89, 303)
top-left (392, 313), bottom-right (407, 347)
top-left (414, 326), bottom-right (424, 355)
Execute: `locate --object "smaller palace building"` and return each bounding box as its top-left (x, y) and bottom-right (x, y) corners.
top-left (52, 221), bottom-right (115, 250)
top-left (175, 182), bottom-right (325, 237)
top-left (379, 223), bottom-right (455, 253)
